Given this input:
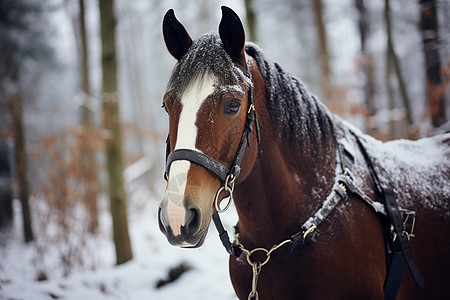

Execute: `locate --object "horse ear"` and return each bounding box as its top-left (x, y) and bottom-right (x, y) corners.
top-left (163, 9), bottom-right (192, 61)
top-left (219, 6), bottom-right (246, 64)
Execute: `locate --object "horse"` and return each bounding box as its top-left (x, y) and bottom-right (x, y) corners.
top-left (158, 6), bottom-right (450, 300)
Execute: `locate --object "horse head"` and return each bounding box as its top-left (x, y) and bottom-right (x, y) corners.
top-left (158, 7), bottom-right (258, 248)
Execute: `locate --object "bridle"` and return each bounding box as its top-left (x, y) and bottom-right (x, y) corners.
top-left (164, 62), bottom-right (260, 211)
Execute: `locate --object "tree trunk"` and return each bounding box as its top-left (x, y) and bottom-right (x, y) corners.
top-left (312, 0), bottom-right (332, 101)
top-left (419, 0), bottom-right (447, 127)
top-left (386, 41), bottom-right (397, 139)
top-left (244, 0), bottom-right (258, 42)
top-left (385, 0), bottom-right (413, 126)
top-left (9, 93), bottom-right (34, 242)
top-left (355, 0), bottom-right (376, 135)
top-left (79, 0), bottom-right (99, 234)
top-left (99, 0), bottom-right (132, 265)
top-left (0, 138), bottom-right (13, 229)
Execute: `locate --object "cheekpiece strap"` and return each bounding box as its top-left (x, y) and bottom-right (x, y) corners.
top-left (213, 211), bottom-right (242, 257)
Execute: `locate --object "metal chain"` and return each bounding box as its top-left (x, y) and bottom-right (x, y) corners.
top-left (234, 236), bottom-right (292, 300)
top-left (248, 262), bottom-right (261, 300)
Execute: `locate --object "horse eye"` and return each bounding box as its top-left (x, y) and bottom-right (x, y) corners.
top-left (162, 103), bottom-right (168, 113)
top-left (224, 100), bottom-right (241, 115)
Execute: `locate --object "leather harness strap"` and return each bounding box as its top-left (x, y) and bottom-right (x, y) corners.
top-left (384, 188), bottom-right (425, 288)
top-left (350, 130), bottom-right (425, 297)
top-left (213, 211), bottom-right (243, 257)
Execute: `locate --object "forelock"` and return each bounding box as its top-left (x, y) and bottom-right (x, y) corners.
top-left (167, 33), bottom-right (248, 96)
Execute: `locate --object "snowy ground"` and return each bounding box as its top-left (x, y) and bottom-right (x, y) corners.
top-left (0, 179), bottom-right (240, 300)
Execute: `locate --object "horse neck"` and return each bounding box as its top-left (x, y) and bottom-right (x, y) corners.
top-left (234, 58), bottom-right (338, 249)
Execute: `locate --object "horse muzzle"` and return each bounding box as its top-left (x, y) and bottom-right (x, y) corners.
top-left (158, 194), bottom-right (208, 248)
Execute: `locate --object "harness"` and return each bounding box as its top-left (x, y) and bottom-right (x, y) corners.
top-left (163, 63), bottom-right (424, 300)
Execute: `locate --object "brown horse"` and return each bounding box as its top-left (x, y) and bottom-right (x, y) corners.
top-left (158, 6), bottom-right (450, 300)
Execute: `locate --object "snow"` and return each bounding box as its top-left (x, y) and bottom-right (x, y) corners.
top-left (368, 134), bottom-right (450, 209)
top-left (0, 182), bottom-right (240, 300)
top-left (343, 120), bottom-right (450, 212)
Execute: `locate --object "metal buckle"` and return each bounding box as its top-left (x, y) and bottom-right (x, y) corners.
top-left (303, 225), bottom-right (317, 239)
top-left (399, 208), bottom-right (416, 240)
top-left (391, 209), bottom-right (416, 242)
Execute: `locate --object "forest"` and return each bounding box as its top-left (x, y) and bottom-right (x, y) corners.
top-left (0, 0), bottom-right (449, 299)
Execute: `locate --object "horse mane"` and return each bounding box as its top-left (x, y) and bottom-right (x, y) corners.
top-left (245, 43), bottom-right (450, 213)
top-left (167, 35), bottom-right (335, 152)
top-left (245, 43), bottom-right (335, 151)
top-left (167, 34), bottom-right (249, 98)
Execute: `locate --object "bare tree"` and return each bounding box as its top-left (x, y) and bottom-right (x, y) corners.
top-left (385, 37), bottom-right (397, 138)
top-left (355, 0), bottom-right (376, 135)
top-left (419, 0), bottom-right (447, 127)
top-left (78, 0), bottom-right (99, 234)
top-left (244, 0), bottom-right (258, 42)
top-left (0, 129), bottom-right (13, 229)
top-left (0, 0), bottom-right (44, 242)
top-left (312, 0), bottom-right (332, 101)
top-left (384, 0), bottom-right (413, 136)
top-left (9, 94), bottom-right (34, 242)
top-left (99, 0), bottom-right (133, 265)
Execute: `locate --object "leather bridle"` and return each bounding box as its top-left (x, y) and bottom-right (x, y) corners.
top-left (164, 63), bottom-right (260, 203)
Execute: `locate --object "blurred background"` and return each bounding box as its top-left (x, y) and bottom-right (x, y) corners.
top-left (0, 0), bottom-right (449, 298)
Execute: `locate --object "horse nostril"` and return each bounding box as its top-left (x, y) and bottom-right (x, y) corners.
top-left (184, 206), bottom-right (201, 235)
top-left (159, 195), bottom-right (203, 241)
top-left (158, 206), bottom-right (169, 234)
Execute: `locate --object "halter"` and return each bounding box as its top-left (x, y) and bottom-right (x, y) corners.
top-left (164, 62), bottom-right (260, 203)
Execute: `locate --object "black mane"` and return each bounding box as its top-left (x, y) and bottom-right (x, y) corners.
top-left (166, 35), bottom-right (334, 152)
top-left (245, 43), bottom-right (335, 150)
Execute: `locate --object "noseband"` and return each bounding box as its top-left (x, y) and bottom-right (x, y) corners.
top-left (164, 63), bottom-right (260, 201)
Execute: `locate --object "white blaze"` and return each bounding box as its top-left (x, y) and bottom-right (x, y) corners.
top-left (166, 73), bottom-right (215, 236)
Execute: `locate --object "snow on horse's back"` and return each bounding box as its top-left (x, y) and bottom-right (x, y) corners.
top-left (355, 128), bottom-right (450, 297)
top-left (363, 131), bottom-right (450, 213)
